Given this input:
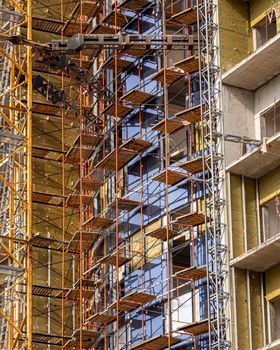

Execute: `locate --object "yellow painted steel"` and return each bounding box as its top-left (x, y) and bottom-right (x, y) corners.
top-left (0, 0), bottom-right (33, 347)
top-left (26, 0), bottom-right (33, 347)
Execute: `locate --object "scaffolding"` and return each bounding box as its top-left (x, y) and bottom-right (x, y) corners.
top-left (197, 2), bottom-right (230, 349)
top-left (0, 0), bottom-right (32, 348)
top-left (0, 0), bottom-right (230, 349)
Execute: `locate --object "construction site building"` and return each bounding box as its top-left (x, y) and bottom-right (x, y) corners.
top-left (0, 0), bottom-right (279, 349)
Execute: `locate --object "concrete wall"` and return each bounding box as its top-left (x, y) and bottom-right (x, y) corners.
top-left (223, 85), bottom-right (255, 165)
top-left (223, 72), bottom-right (280, 165)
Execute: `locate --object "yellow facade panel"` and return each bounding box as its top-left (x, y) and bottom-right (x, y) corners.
top-left (230, 174), bottom-right (245, 258)
top-left (245, 178), bottom-right (258, 250)
top-left (266, 264), bottom-right (280, 301)
top-left (259, 166), bottom-right (280, 205)
top-left (131, 220), bottom-right (162, 270)
top-left (219, 0), bottom-right (253, 72)
top-left (235, 268), bottom-right (250, 349)
top-left (250, 0), bottom-right (280, 27)
top-left (250, 272), bottom-right (264, 349)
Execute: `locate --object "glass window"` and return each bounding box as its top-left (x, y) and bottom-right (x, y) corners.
top-left (261, 102), bottom-right (280, 138)
top-left (254, 15), bottom-right (277, 49)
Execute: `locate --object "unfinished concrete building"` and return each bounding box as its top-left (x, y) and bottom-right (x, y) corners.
top-left (0, 0), bottom-right (279, 349)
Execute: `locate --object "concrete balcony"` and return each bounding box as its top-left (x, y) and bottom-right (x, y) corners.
top-left (227, 131), bottom-right (280, 178)
top-left (222, 33), bottom-right (280, 91)
top-left (230, 233), bottom-right (280, 272)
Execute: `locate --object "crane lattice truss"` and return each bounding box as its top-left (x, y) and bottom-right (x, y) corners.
top-left (0, 0), bottom-right (32, 349)
top-left (0, 0), bottom-right (230, 349)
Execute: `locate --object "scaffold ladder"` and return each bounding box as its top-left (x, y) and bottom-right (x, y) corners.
top-left (197, 0), bottom-right (231, 349)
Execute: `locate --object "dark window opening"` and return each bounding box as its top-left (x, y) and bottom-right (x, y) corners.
top-left (255, 15), bottom-right (277, 49)
top-left (261, 102), bottom-right (280, 138)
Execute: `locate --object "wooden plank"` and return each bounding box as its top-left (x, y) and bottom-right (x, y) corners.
top-left (174, 266), bottom-right (207, 281)
top-left (83, 216), bottom-right (113, 229)
top-left (32, 192), bottom-right (64, 206)
top-left (95, 138), bottom-right (151, 170)
top-left (65, 133), bottom-right (101, 164)
top-left (118, 0), bottom-right (149, 11)
top-left (87, 312), bottom-right (116, 325)
top-left (151, 68), bottom-right (184, 84)
top-left (121, 138), bottom-right (152, 152)
top-left (110, 300), bottom-right (138, 312)
top-left (110, 291), bottom-right (156, 312)
top-left (73, 177), bottom-right (101, 192)
top-left (102, 56), bottom-right (132, 71)
top-left (31, 235), bottom-right (63, 250)
top-left (63, 1), bottom-right (101, 35)
top-left (146, 226), bottom-right (180, 241)
top-left (67, 239), bottom-right (93, 253)
top-left (71, 1), bottom-right (101, 19)
top-left (65, 147), bottom-right (93, 164)
top-left (32, 101), bottom-right (61, 115)
top-left (130, 335), bottom-right (182, 350)
top-left (177, 319), bottom-right (209, 335)
top-left (95, 148), bottom-right (137, 171)
top-left (32, 146), bottom-right (62, 161)
top-left (32, 333), bottom-right (71, 345)
top-left (88, 251), bottom-right (130, 274)
top-left (72, 328), bottom-right (98, 340)
top-left (65, 289), bottom-right (94, 300)
top-left (122, 291), bottom-right (156, 304)
top-left (32, 285), bottom-right (62, 298)
top-left (174, 55), bottom-right (200, 74)
top-left (102, 10), bottom-right (132, 27)
top-left (78, 46), bottom-right (101, 59)
top-left (65, 329), bottom-right (98, 349)
top-left (178, 156), bottom-right (203, 173)
top-left (151, 119), bottom-right (186, 134)
top-left (120, 89), bottom-right (154, 104)
top-left (71, 55), bottom-right (94, 70)
top-left (171, 7), bottom-right (197, 25)
top-left (67, 230), bottom-right (99, 253)
top-left (74, 278), bottom-right (96, 288)
top-left (91, 23), bottom-right (116, 34)
top-left (65, 194), bottom-right (93, 208)
top-left (102, 103), bottom-right (132, 118)
top-left (153, 169), bottom-right (187, 186)
top-left (31, 17), bottom-right (64, 34)
top-left (175, 212), bottom-right (206, 226)
top-left (102, 254), bottom-right (131, 266)
top-left (32, 285), bottom-right (51, 297)
top-left (175, 104), bottom-right (201, 123)
top-left (110, 198), bottom-right (140, 211)
top-left (121, 44), bottom-right (153, 57)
